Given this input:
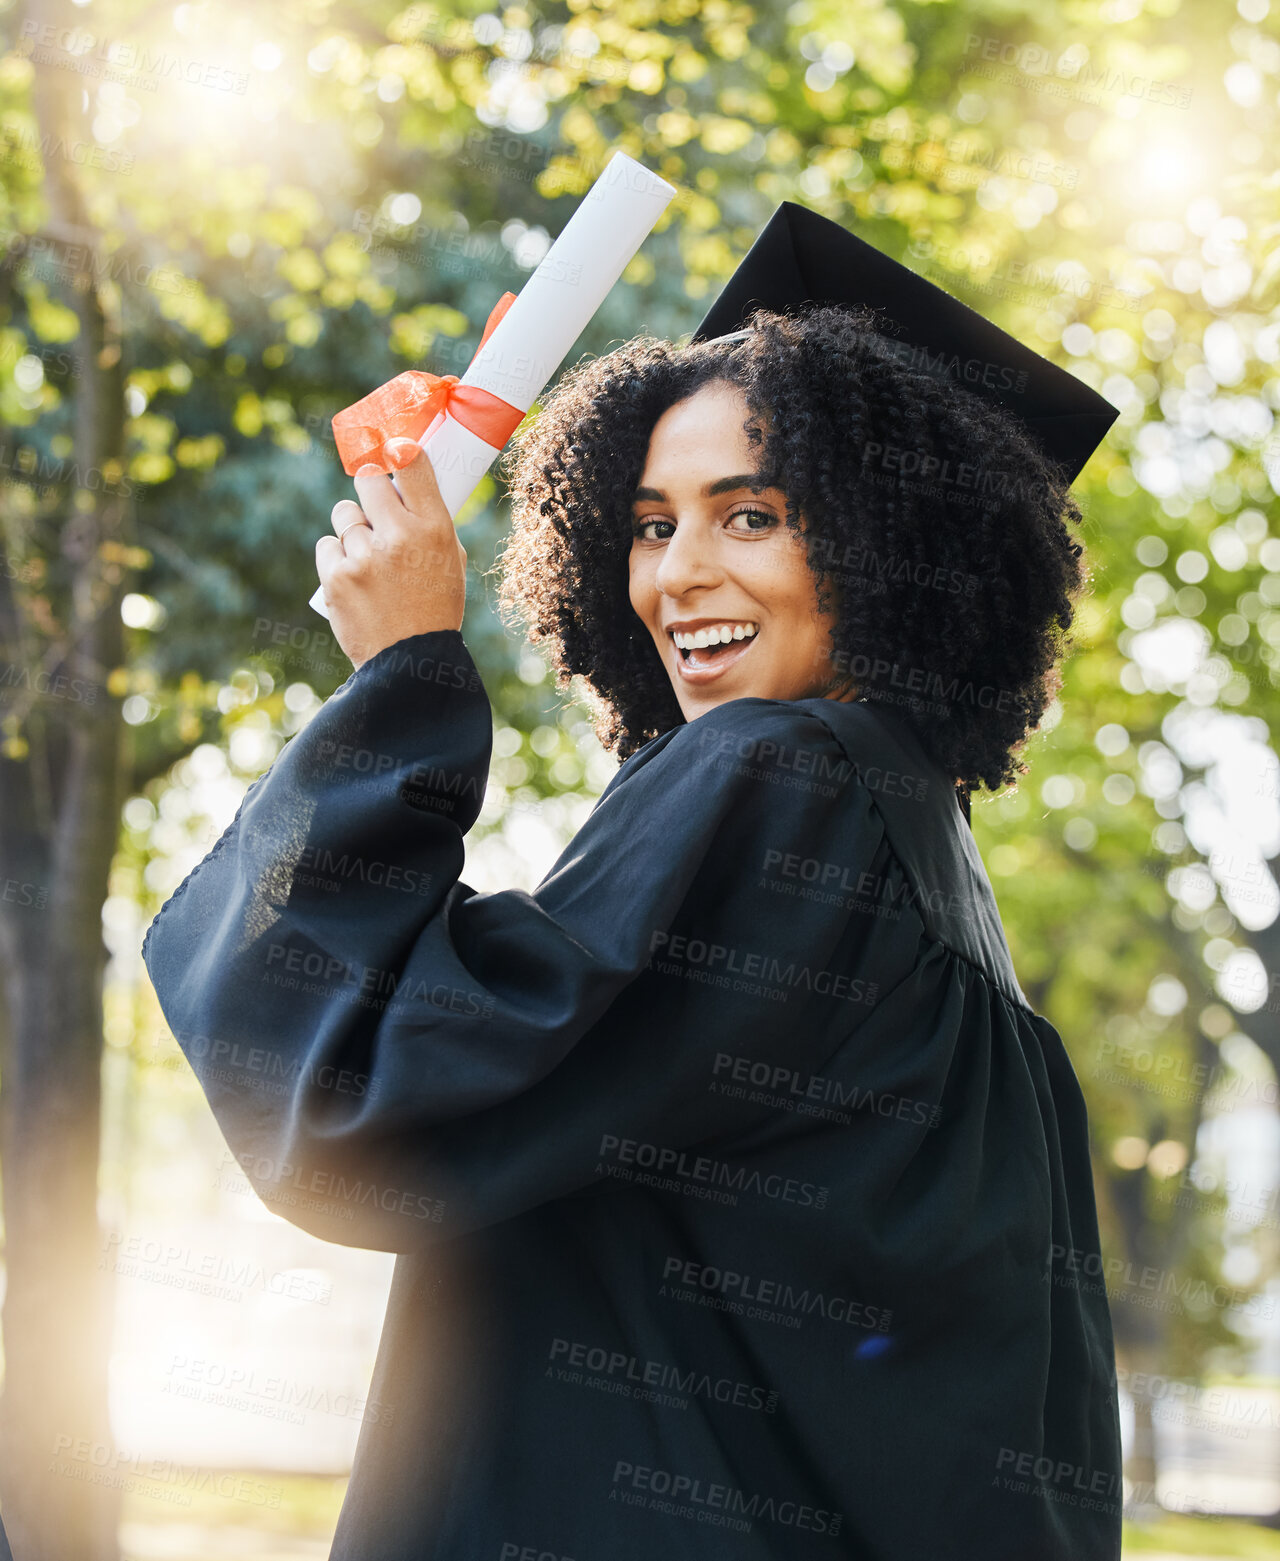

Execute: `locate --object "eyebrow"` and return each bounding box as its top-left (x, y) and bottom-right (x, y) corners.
top-left (632, 473), bottom-right (777, 504)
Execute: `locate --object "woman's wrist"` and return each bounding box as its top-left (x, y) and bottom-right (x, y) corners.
top-left (351, 625), bottom-right (467, 672)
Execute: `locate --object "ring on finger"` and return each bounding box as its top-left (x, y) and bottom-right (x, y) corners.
top-left (337, 515), bottom-right (372, 542)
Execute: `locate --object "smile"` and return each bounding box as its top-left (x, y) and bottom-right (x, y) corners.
top-left (666, 620), bottom-right (760, 684)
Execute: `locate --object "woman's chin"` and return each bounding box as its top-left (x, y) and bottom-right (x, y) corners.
top-left (673, 668), bottom-right (773, 718)
top-left (668, 663), bottom-right (845, 718)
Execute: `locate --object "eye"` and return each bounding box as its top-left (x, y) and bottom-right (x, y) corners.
top-left (727, 507), bottom-right (777, 533)
top-left (633, 517), bottom-right (675, 541)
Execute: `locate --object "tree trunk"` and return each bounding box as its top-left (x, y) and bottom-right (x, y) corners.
top-left (1123, 1361), bottom-right (1162, 1521)
top-left (0, 1), bottom-right (128, 1553)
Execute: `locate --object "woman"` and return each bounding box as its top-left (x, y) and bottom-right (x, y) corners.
top-left (143, 303), bottom-right (1122, 1559)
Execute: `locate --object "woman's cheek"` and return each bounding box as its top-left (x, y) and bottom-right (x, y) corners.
top-left (626, 554), bottom-right (651, 618)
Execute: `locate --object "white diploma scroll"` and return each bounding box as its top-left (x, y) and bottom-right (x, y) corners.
top-left (310, 152), bottom-right (678, 617)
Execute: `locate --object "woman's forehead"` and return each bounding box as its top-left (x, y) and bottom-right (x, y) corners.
top-left (641, 383), bottom-right (761, 461)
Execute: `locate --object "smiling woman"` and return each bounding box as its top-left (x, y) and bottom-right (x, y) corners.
top-left (626, 381), bottom-right (858, 717)
top-left (498, 302), bottom-right (1089, 802)
top-left (142, 292), bottom-right (1123, 1559)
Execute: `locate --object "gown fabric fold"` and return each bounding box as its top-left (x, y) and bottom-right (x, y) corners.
top-left (142, 627), bottom-right (1122, 1561)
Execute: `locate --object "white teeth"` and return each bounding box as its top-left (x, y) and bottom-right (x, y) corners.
top-left (670, 622), bottom-right (759, 650)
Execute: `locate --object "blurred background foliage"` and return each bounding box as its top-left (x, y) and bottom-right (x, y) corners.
top-left (4, 0), bottom-right (1280, 1553)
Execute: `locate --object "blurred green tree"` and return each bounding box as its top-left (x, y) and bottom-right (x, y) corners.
top-left (1, 0), bottom-right (1277, 1552)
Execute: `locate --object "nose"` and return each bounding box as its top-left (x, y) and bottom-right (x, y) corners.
top-left (654, 516), bottom-right (721, 599)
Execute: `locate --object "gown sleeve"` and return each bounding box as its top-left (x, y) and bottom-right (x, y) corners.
top-left (142, 629), bottom-right (886, 1253)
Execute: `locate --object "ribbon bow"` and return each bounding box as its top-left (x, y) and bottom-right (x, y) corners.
top-left (331, 291), bottom-right (524, 475)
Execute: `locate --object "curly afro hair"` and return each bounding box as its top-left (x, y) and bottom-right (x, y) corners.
top-left (496, 301), bottom-right (1089, 798)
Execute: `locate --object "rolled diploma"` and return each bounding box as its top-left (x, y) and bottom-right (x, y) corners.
top-left (311, 151), bottom-right (677, 617)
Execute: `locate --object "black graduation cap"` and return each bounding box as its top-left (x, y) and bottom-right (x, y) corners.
top-left (688, 200), bottom-right (1119, 487)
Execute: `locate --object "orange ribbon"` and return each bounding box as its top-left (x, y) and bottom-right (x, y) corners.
top-left (331, 291), bottom-right (525, 475)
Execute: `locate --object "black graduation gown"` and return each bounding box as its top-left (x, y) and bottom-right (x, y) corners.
top-left (142, 628), bottom-right (1123, 1561)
